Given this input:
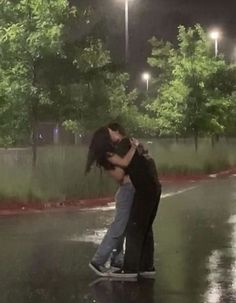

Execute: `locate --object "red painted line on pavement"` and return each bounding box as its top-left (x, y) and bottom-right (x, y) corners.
top-left (0, 166), bottom-right (235, 215)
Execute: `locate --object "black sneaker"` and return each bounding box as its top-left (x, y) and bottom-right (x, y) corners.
top-left (89, 261), bottom-right (110, 277)
top-left (110, 261), bottom-right (122, 272)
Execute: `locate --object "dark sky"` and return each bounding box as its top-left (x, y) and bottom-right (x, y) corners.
top-left (77, 0), bottom-right (236, 85)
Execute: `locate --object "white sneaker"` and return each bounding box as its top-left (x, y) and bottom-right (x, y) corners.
top-left (89, 262), bottom-right (110, 277)
top-left (139, 268), bottom-right (156, 278)
top-left (107, 269), bottom-right (138, 280)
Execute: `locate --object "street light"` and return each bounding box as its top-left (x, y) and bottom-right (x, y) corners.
top-left (210, 30), bottom-right (220, 57)
top-left (142, 72), bottom-right (151, 91)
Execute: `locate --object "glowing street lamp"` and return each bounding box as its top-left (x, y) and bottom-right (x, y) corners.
top-left (210, 30), bottom-right (220, 57)
top-left (142, 72), bottom-right (151, 91)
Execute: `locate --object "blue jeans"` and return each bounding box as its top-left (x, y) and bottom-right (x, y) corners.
top-left (92, 182), bottom-right (135, 266)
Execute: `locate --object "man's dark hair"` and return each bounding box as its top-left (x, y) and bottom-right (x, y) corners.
top-left (107, 122), bottom-right (126, 136)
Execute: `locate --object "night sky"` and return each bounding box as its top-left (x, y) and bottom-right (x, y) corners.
top-left (77, 0), bottom-right (236, 85)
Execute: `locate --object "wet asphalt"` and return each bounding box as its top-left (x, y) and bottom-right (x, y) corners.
top-left (0, 177), bottom-right (236, 303)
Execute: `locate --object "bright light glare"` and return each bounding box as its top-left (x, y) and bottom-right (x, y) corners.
top-left (210, 31), bottom-right (220, 40)
top-left (142, 72), bottom-right (150, 81)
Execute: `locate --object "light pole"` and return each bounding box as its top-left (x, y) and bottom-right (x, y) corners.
top-left (125, 0), bottom-right (129, 63)
top-left (118, 0), bottom-right (132, 63)
top-left (233, 46), bottom-right (236, 62)
top-left (210, 30), bottom-right (220, 57)
top-left (142, 72), bottom-right (151, 91)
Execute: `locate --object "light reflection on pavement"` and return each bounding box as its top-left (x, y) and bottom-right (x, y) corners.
top-left (0, 177), bottom-right (236, 303)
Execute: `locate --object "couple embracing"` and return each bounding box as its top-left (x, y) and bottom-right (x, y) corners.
top-left (85, 123), bottom-right (161, 280)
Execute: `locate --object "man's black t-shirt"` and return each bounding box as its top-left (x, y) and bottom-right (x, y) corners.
top-left (115, 138), bottom-right (161, 191)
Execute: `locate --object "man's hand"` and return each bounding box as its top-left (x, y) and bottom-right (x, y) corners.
top-left (137, 143), bottom-right (148, 155)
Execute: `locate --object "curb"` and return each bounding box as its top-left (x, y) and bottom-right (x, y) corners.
top-left (0, 167), bottom-right (235, 216)
top-left (0, 197), bottom-right (113, 216)
top-left (160, 166), bottom-right (236, 182)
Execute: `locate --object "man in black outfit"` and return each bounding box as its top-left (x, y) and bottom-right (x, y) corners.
top-left (107, 123), bottom-right (162, 278)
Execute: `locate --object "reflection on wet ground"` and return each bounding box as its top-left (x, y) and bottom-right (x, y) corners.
top-left (89, 278), bottom-right (156, 303)
top-left (0, 177), bottom-right (236, 303)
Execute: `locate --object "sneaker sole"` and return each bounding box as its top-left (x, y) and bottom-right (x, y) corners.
top-left (107, 271), bottom-right (138, 280)
top-left (139, 271), bottom-right (156, 278)
top-left (107, 276), bottom-right (137, 281)
top-left (89, 263), bottom-right (108, 277)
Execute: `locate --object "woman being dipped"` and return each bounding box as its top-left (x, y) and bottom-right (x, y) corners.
top-left (86, 124), bottom-right (161, 279)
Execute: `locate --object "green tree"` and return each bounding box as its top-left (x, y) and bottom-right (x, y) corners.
top-left (40, 36), bottom-right (138, 134)
top-left (146, 25), bottom-right (236, 149)
top-left (0, 0), bottom-right (70, 164)
top-left (0, 1), bottom-right (138, 153)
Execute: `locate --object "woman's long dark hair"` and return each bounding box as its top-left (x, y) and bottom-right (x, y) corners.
top-left (85, 127), bottom-right (115, 174)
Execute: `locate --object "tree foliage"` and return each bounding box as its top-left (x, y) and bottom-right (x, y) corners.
top-left (0, 0), bottom-right (138, 149)
top-left (146, 25), bottom-right (236, 147)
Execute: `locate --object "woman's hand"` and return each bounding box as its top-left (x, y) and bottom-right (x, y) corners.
top-left (130, 138), bottom-right (139, 148)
